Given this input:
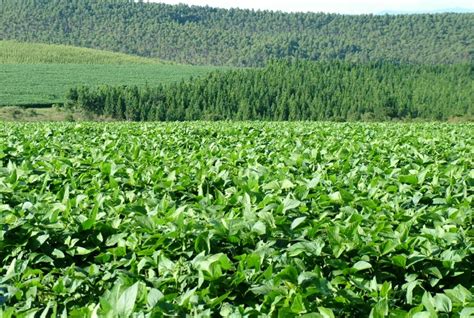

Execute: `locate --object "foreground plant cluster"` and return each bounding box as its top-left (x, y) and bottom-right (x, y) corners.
top-left (0, 122), bottom-right (472, 317)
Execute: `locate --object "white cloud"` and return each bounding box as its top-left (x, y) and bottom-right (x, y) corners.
top-left (147, 0), bottom-right (474, 14)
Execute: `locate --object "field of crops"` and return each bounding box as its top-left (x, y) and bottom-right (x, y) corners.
top-left (0, 41), bottom-right (166, 65)
top-left (0, 64), bottom-right (220, 106)
top-left (0, 122), bottom-right (472, 317)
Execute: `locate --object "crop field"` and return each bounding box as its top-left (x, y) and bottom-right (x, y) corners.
top-left (0, 122), bottom-right (472, 317)
top-left (0, 64), bottom-right (221, 106)
top-left (0, 41), bottom-right (166, 65)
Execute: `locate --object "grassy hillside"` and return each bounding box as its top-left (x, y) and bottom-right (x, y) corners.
top-left (0, 41), bottom-right (223, 106)
top-left (0, 41), bottom-right (165, 64)
top-left (0, 64), bottom-right (221, 106)
top-left (0, 0), bottom-right (472, 66)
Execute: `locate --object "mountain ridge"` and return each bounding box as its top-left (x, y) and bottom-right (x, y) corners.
top-left (378, 8), bottom-right (474, 15)
top-left (1, 0), bottom-right (473, 66)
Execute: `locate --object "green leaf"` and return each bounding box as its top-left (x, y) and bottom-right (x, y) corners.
top-left (291, 216), bottom-right (307, 230)
top-left (158, 255), bottom-right (175, 274)
top-left (445, 285), bottom-right (472, 305)
top-left (288, 240), bottom-right (324, 257)
top-left (76, 247), bottom-right (95, 255)
top-left (353, 261), bottom-right (372, 272)
top-left (262, 180), bottom-right (279, 191)
top-left (283, 196), bottom-right (301, 212)
top-left (52, 249), bottom-right (65, 259)
top-left (252, 221), bottom-right (266, 235)
top-left (36, 234), bottom-right (50, 246)
top-left (460, 308), bottom-right (474, 318)
top-left (412, 192), bottom-right (423, 205)
top-left (147, 288), bottom-right (163, 308)
top-left (399, 175), bottom-right (418, 185)
top-left (209, 291), bottom-right (231, 308)
top-left (433, 198), bottom-right (447, 205)
top-left (5, 259), bottom-right (16, 280)
top-left (433, 294), bottom-right (452, 313)
top-left (318, 307), bottom-right (335, 318)
top-left (339, 189), bottom-right (354, 203)
top-left (116, 282), bottom-right (139, 317)
top-left (329, 192), bottom-right (343, 203)
top-left (380, 282), bottom-right (392, 298)
top-left (392, 255), bottom-right (407, 268)
top-left (291, 294), bottom-right (307, 314)
top-left (278, 266), bottom-right (299, 284)
top-left (405, 280), bottom-right (419, 305)
top-left (281, 179), bottom-right (295, 189)
top-left (370, 299), bottom-right (388, 318)
top-left (421, 292), bottom-right (436, 316)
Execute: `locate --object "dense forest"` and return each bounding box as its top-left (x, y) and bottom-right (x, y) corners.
top-left (0, 0), bottom-right (473, 66)
top-left (66, 60), bottom-right (473, 121)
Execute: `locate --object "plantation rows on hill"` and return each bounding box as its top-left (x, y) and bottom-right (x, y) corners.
top-left (0, 64), bottom-right (220, 106)
top-left (0, 41), bottom-right (165, 64)
top-left (67, 60), bottom-right (474, 121)
top-left (0, 122), bottom-right (473, 316)
top-left (1, 0), bottom-right (472, 66)
top-left (0, 41), bottom-right (222, 106)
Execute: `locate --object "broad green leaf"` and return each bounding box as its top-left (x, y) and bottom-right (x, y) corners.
top-left (353, 261), bottom-right (372, 272)
top-left (36, 234), bottom-right (50, 246)
top-left (370, 299), bottom-right (388, 318)
top-left (291, 216), bottom-right (307, 230)
top-left (399, 175), bottom-right (418, 185)
top-left (392, 255), bottom-right (407, 268)
top-left (291, 294), bottom-right (306, 314)
top-left (433, 294), bottom-right (452, 313)
top-left (405, 281), bottom-right (418, 305)
top-left (252, 221), bottom-right (266, 235)
top-left (116, 282), bottom-right (139, 317)
top-left (421, 292), bottom-right (436, 316)
top-left (288, 239), bottom-right (324, 257)
top-left (318, 307), bottom-right (335, 318)
top-left (329, 192), bottom-right (343, 203)
top-left (444, 285), bottom-right (472, 305)
top-left (52, 249), bottom-right (65, 259)
top-left (281, 179), bottom-right (295, 189)
top-left (147, 288), bottom-right (163, 308)
top-left (460, 308), bottom-right (474, 318)
top-left (283, 196), bottom-right (301, 212)
top-left (76, 247), bottom-right (95, 255)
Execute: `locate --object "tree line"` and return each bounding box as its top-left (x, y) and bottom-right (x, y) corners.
top-left (0, 0), bottom-right (472, 66)
top-left (65, 60), bottom-right (473, 121)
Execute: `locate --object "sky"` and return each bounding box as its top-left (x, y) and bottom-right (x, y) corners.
top-left (149, 0), bottom-right (474, 14)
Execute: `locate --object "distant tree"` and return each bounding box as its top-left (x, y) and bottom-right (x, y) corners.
top-left (67, 60), bottom-right (474, 122)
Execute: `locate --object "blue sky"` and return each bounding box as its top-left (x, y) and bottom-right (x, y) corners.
top-left (150, 0), bottom-right (474, 14)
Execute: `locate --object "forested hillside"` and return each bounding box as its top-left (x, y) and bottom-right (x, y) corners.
top-left (67, 60), bottom-right (473, 121)
top-left (0, 0), bottom-right (472, 66)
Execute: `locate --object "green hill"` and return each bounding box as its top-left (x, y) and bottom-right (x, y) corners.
top-left (0, 41), bottom-right (222, 106)
top-left (0, 41), bottom-right (165, 64)
top-left (0, 0), bottom-right (472, 66)
top-left (0, 64), bottom-right (221, 106)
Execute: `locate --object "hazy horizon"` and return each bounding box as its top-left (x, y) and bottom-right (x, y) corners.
top-left (146, 0), bottom-right (474, 14)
